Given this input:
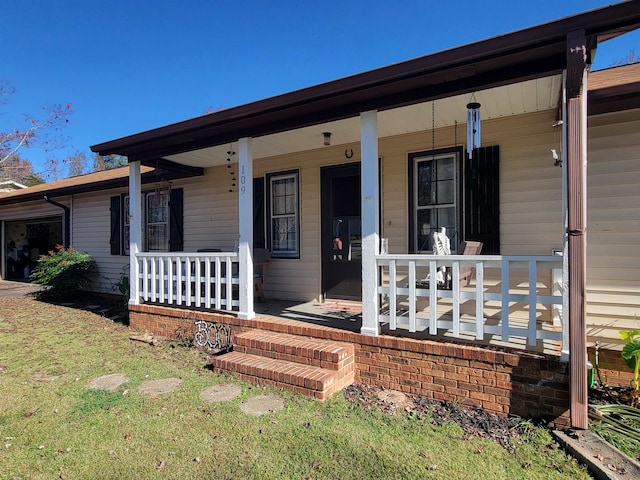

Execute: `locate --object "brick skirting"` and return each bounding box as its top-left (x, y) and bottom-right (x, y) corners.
top-left (130, 303), bottom-right (571, 428)
top-left (588, 346), bottom-right (633, 388)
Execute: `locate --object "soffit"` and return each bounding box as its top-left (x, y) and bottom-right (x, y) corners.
top-left (166, 75), bottom-right (563, 167)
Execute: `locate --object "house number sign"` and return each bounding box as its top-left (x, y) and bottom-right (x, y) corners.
top-left (193, 320), bottom-right (232, 352)
top-left (240, 165), bottom-right (246, 195)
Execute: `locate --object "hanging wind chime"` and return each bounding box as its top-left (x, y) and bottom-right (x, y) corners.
top-left (153, 158), bottom-right (172, 207)
top-left (466, 95), bottom-right (481, 158)
top-left (227, 145), bottom-right (236, 192)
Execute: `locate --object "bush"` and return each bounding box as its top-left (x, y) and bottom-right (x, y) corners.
top-left (30, 245), bottom-right (97, 298)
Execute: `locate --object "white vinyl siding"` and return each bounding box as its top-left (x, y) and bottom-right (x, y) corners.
top-left (586, 109), bottom-right (640, 348)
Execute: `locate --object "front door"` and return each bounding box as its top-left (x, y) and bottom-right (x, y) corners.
top-left (321, 163), bottom-right (361, 300)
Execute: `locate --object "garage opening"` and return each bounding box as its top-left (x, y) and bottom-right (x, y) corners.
top-left (4, 217), bottom-right (63, 280)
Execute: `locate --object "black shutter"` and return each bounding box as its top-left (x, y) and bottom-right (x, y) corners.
top-left (253, 177), bottom-right (265, 249)
top-left (464, 146), bottom-right (500, 254)
top-left (110, 195), bottom-right (121, 255)
top-left (168, 188), bottom-right (184, 252)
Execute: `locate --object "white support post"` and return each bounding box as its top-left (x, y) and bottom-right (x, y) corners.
top-left (561, 71), bottom-right (570, 361)
top-left (360, 110), bottom-right (380, 336)
top-left (129, 162), bottom-right (142, 305)
top-left (238, 137), bottom-right (255, 319)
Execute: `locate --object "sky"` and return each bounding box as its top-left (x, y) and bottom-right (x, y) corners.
top-left (1, 0), bottom-right (639, 180)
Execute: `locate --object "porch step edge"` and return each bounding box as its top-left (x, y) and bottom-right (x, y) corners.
top-left (213, 351), bottom-right (354, 399)
top-left (234, 330), bottom-right (354, 370)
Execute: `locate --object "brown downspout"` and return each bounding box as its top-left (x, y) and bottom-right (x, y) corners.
top-left (43, 196), bottom-right (70, 249)
top-left (566, 30), bottom-right (590, 430)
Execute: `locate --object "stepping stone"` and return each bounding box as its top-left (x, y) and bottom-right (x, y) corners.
top-left (240, 394), bottom-right (285, 416)
top-left (138, 378), bottom-right (182, 394)
top-left (200, 384), bottom-right (242, 403)
top-left (87, 373), bottom-right (129, 391)
top-left (376, 389), bottom-right (414, 410)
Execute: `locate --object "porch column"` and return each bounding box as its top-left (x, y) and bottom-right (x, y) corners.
top-left (128, 161), bottom-right (142, 305)
top-left (566, 30), bottom-right (590, 430)
top-left (238, 137), bottom-right (255, 319)
top-left (360, 110), bottom-right (380, 336)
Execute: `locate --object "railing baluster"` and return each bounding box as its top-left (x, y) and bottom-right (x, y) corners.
top-left (408, 261), bottom-right (416, 333)
top-left (142, 257), bottom-right (149, 302)
top-left (176, 257), bottom-right (182, 305)
top-left (150, 258), bottom-right (157, 302)
top-left (158, 257), bottom-right (165, 303)
top-left (225, 257), bottom-right (233, 310)
top-left (528, 260), bottom-right (538, 346)
top-left (389, 260), bottom-right (397, 330)
top-left (475, 261), bottom-right (484, 340)
top-left (215, 256), bottom-right (222, 310)
top-left (167, 257), bottom-right (174, 304)
top-left (195, 257), bottom-right (202, 308)
top-left (452, 260), bottom-right (460, 337)
top-left (429, 260), bottom-right (437, 334)
top-left (205, 257), bottom-right (212, 309)
top-left (185, 257), bottom-right (192, 306)
top-left (501, 259), bottom-right (510, 342)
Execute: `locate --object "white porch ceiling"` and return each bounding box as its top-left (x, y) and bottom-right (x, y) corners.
top-left (166, 74), bottom-right (562, 168)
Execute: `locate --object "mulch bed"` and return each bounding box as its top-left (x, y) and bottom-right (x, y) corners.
top-left (343, 383), bottom-right (532, 451)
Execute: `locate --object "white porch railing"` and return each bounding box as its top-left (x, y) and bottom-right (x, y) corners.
top-left (377, 254), bottom-right (567, 353)
top-left (134, 252), bottom-right (239, 312)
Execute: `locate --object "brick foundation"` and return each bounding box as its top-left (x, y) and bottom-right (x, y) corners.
top-left (130, 303), bottom-right (571, 428)
top-left (588, 346), bottom-right (633, 388)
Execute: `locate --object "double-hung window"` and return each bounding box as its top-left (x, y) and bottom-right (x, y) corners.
top-left (267, 170), bottom-right (299, 258)
top-left (410, 150), bottom-right (460, 253)
top-left (110, 188), bottom-right (183, 255)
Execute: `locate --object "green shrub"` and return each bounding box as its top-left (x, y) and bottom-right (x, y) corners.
top-left (30, 245), bottom-right (97, 298)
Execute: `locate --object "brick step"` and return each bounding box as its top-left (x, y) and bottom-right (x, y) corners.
top-left (213, 351), bottom-right (353, 400)
top-left (234, 330), bottom-right (354, 371)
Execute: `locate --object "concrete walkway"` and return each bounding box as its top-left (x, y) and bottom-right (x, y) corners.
top-left (0, 279), bottom-right (42, 298)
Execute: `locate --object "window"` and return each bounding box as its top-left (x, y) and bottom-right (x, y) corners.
top-left (267, 171), bottom-right (299, 258)
top-left (408, 146), bottom-right (501, 255)
top-left (146, 192), bottom-right (169, 251)
top-left (409, 149), bottom-right (461, 253)
top-left (110, 188), bottom-right (183, 255)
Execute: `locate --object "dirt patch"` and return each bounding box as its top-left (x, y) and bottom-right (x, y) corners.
top-left (87, 373), bottom-right (130, 391)
top-left (200, 384), bottom-right (242, 403)
top-left (138, 378), bottom-right (183, 394)
top-left (240, 394), bottom-right (285, 416)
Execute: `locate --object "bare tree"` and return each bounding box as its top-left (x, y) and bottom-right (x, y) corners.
top-left (0, 82), bottom-right (73, 165)
top-left (64, 151), bottom-right (86, 177)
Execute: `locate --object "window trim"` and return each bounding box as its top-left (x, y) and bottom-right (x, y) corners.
top-left (408, 147), bottom-right (463, 254)
top-left (266, 169), bottom-right (300, 259)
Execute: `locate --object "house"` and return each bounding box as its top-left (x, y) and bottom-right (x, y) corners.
top-left (0, 180), bottom-right (27, 192)
top-left (3, 2), bottom-right (640, 428)
top-left (0, 165), bottom-right (202, 284)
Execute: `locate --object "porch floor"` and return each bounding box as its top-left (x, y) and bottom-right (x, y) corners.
top-left (253, 298), bottom-right (563, 356)
top-left (254, 299), bottom-right (363, 332)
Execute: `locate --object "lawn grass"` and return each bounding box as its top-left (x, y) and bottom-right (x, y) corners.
top-left (0, 296), bottom-right (591, 479)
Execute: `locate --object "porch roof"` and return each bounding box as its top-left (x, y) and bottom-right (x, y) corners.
top-left (0, 161), bottom-right (203, 206)
top-left (91, 1), bottom-right (640, 165)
